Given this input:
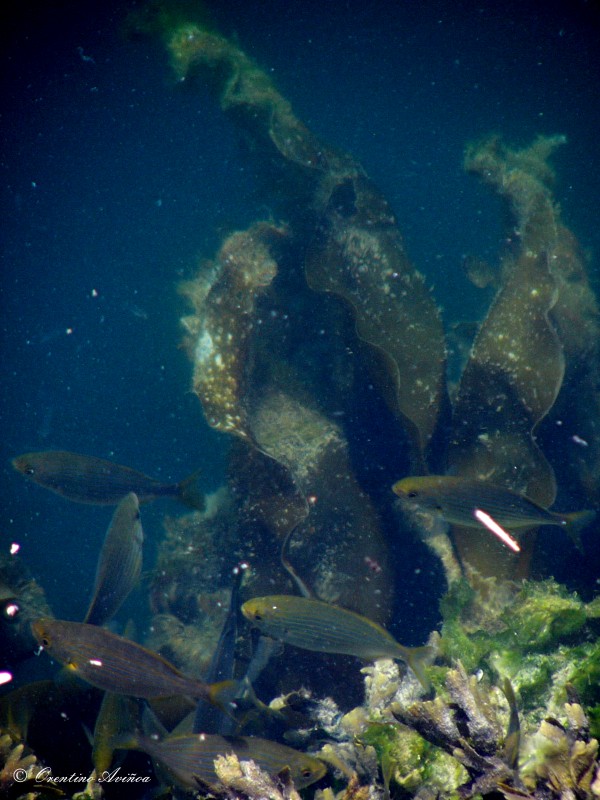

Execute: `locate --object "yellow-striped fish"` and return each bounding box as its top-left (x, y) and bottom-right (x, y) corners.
top-left (393, 475), bottom-right (595, 547)
top-left (31, 619), bottom-right (232, 706)
top-left (84, 492), bottom-right (143, 626)
top-left (92, 692), bottom-right (139, 775)
top-left (116, 731), bottom-right (326, 790)
top-left (241, 595), bottom-right (433, 689)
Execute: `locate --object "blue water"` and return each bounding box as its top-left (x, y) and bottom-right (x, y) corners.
top-left (1, 0), bottom-right (599, 676)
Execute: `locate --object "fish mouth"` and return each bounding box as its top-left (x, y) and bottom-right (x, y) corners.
top-left (391, 480), bottom-right (406, 497)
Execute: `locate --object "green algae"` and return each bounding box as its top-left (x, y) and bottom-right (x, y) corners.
top-left (327, 576), bottom-right (600, 798)
top-left (570, 639), bottom-right (600, 731)
top-left (442, 577), bottom-right (591, 661)
top-left (504, 582), bottom-right (588, 651)
top-left (360, 720), bottom-right (467, 794)
top-left (439, 577), bottom-right (600, 722)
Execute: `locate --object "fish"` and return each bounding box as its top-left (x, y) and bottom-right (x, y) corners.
top-left (91, 692), bottom-right (139, 775)
top-left (392, 475), bottom-right (595, 548)
top-left (241, 595), bottom-right (433, 690)
top-left (115, 731), bottom-right (326, 790)
top-left (31, 618), bottom-right (233, 707)
top-left (83, 493), bottom-right (143, 626)
top-left (91, 620), bottom-right (141, 774)
top-left (12, 450), bottom-right (204, 509)
top-left (192, 563), bottom-right (245, 736)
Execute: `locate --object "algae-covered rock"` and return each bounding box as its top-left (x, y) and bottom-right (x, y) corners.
top-left (150, 489), bottom-right (238, 610)
top-left (212, 752), bottom-right (303, 800)
top-left (520, 701), bottom-right (600, 798)
top-left (245, 392), bottom-right (393, 617)
top-left (302, 620), bottom-right (600, 800)
top-left (180, 221), bottom-right (288, 441)
top-left (438, 576), bottom-right (600, 736)
top-left (148, 489), bottom-right (239, 678)
top-left (340, 647), bottom-right (600, 799)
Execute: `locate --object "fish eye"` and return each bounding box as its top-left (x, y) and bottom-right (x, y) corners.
top-left (301, 768), bottom-right (313, 778)
top-left (407, 491), bottom-right (418, 498)
top-left (25, 466), bottom-right (35, 475)
top-left (253, 612), bottom-right (263, 621)
top-left (40, 636), bottom-right (50, 647)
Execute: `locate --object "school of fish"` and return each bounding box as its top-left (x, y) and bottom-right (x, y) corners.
top-left (7, 449), bottom-right (599, 792)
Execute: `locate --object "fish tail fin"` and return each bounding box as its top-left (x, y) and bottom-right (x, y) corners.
top-left (563, 509), bottom-right (596, 552)
top-left (404, 645), bottom-right (436, 691)
top-left (177, 470), bottom-right (205, 511)
top-left (208, 679), bottom-right (240, 717)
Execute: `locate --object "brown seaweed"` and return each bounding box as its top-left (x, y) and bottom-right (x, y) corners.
top-left (172, 32), bottom-right (403, 625)
top-left (171, 24), bottom-right (447, 468)
top-left (179, 230), bottom-right (394, 627)
top-left (445, 135), bottom-right (600, 576)
top-left (305, 172), bottom-right (447, 465)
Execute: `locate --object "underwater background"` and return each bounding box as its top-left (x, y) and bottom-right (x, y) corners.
top-left (1, 0), bottom-right (600, 797)
top-left (3, 0), bottom-right (600, 624)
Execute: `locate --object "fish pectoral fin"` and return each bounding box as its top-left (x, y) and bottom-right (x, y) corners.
top-left (209, 679), bottom-right (242, 718)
